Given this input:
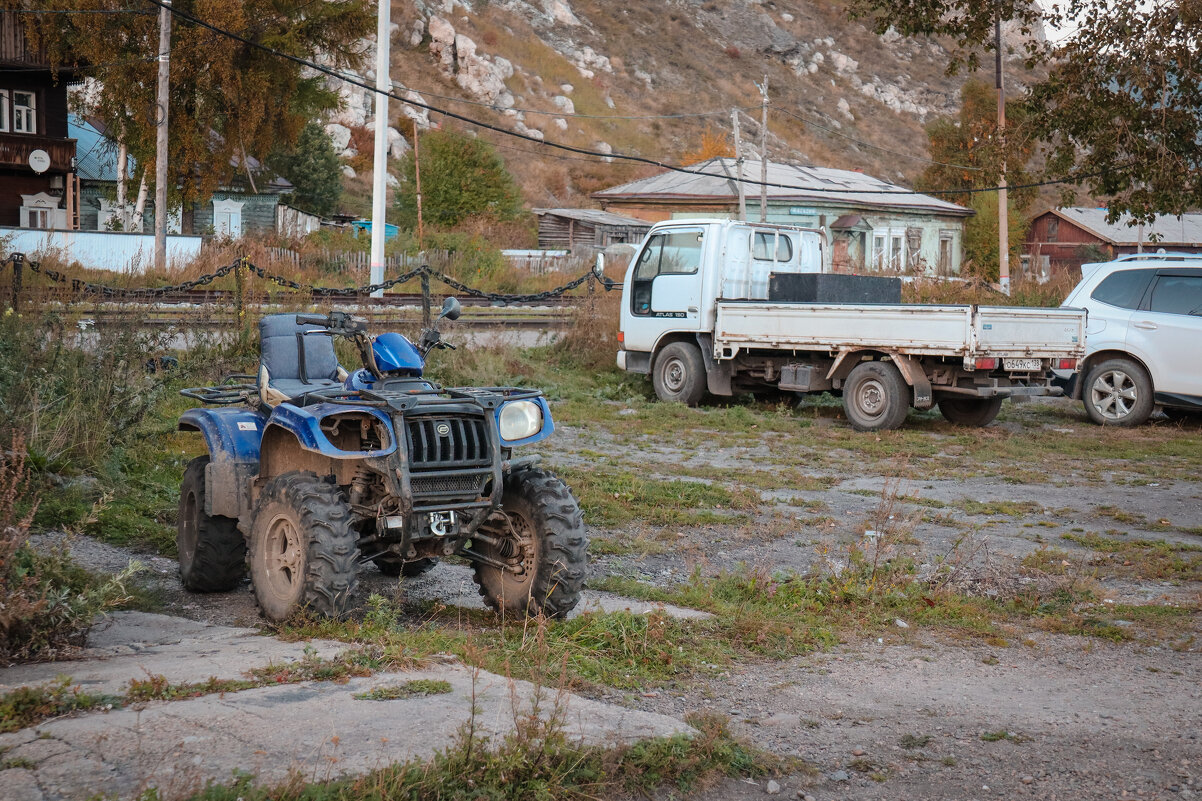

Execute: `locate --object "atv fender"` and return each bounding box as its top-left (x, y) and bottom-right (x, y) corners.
top-left (179, 407), bottom-right (268, 519)
top-left (263, 403), bottom-right (397, 458)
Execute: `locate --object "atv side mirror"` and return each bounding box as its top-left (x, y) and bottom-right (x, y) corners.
top-left (439, 297), bottom-right (462, 322)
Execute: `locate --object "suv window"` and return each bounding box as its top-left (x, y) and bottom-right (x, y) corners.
top-left (1149, 275), bottom-right (1202, 316)
top-left (1090, 269), bottom-right (1153, 310)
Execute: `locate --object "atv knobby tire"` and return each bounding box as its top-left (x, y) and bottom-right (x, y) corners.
top-left (249, 472), bottom-right (360, 622)
top-left (177, 456), bottom-right (246, 592)
top-left (471, 468), bottom-right (587, 619)
top-left (373, 556), bottom-right (437, 578)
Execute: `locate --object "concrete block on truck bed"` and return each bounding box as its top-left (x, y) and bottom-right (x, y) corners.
top-left (768, 273), bottom-right (902, 304)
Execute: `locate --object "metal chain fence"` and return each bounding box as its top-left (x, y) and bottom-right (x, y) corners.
top-left (4, 252), bottom-right (619, 308)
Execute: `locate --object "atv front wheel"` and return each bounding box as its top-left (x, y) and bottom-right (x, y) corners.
top-left (471, 468), bottom-right (587, 619)
top-left (249, 472), bottom-right (360, 622)
top-left (177, 456), bottom-right (246, 592)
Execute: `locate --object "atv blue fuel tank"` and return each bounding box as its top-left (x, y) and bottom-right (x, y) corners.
top-left (373, 332), bottom-right (424, 375)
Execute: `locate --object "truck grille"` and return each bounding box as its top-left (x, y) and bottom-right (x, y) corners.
top-left (406, 415), bottom-right (492, 470)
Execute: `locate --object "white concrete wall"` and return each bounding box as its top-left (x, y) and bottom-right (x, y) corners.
top-left (0, 227), bottom-right (203, 273)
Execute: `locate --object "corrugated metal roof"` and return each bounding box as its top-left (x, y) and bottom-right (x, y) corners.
top-left (1054, 207), bottom-right (1202, 246)
top-left (533, 207), bottom-right (652, 227)
top-left (592, 158), bottom-right (971, 216)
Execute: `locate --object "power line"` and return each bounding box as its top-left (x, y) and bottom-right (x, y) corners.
top-left (140, 0), bottom-right (1124, 199)
top-left (775, 106), bottom-right (983, 172)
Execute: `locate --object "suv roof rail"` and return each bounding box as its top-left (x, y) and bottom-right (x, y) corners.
top-left (1113, 252), bottom-right (1202, 263)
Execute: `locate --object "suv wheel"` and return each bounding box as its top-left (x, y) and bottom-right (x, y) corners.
top-left (1083, 357), bottom-right (1154, 427)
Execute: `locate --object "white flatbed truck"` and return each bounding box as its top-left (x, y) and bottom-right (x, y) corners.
top-left (616, 219), bottom-right (1087, 431)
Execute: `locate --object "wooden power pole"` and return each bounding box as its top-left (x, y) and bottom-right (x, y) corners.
top-left (758, 76), bottom-right (768, 222)
top-left (731, 109), bottom-right (746, 221)
top-left (995, 12), bottom-right (1011, 296)
top-left (154, 0), bottom-right (171, 271)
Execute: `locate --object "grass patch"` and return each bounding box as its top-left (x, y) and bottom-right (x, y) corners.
top-left (0, 677), bottom-right (118, 733)
top-left (354, 679), bottom-right (453, 701)
top-left (1061, 533), bottom-right (1202, 581)
top-left (164, 706), bottom-right (784, 801)
top-left (553, 466), bottom-right (759, 527)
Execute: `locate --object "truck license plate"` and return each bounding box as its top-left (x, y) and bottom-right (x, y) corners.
top-left (1003, 358), bottom-right (1042, 371)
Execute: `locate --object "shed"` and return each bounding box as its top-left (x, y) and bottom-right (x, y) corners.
top-left (533, 208), bottom-right (651, 250)
top-left (1025, 208), bottom-right (1202, 276)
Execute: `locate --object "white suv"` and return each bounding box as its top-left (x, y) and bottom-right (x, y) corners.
top-left (1059, 254), bottom-right (1202, 426)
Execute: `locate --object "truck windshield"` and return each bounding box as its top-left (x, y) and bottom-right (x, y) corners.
top-left (635, 230), bottom-right (704, 279)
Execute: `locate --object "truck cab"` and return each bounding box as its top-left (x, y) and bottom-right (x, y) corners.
top-left (618, 219), bottom-right (824, 371)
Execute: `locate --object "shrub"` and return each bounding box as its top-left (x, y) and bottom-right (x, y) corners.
top-left (724, 45), bottom-right (741, 59)
top-left (396, 128), bottom-right (525, 229)
top-left (0, 438), bottom-right (139, 664)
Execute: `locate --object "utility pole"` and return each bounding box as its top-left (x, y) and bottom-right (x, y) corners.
top-left (995, 12), bottom-right (1011, 296)
top-left (757, 76), bottom-right (769, 222)
top-left (412, 118), bottom-right (424, 250)
top-left (731, 109), bottom-right (746, 221)
top-left (153, 0), bottom-right (171, 272)
top-left (368, 0), bottom-right (390, 298)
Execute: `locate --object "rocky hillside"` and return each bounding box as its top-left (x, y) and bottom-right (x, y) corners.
top-left (326, 0), bottom-right (1037, 216)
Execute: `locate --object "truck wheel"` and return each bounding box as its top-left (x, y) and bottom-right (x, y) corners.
top-left (938, 397), bottom-right (1004, 427)
top-left (1083, 357), bottom-right (1154, 427)
top-left (249, 472), bottom-right (360, 623)
top-left (843, 361), bottom-right (910, 431)
top-left (177, 456), bottom-right (246, 592)
top-left (652, 342), bottom-right (707, 406)
top-left (373, 556), bottom-right (436, 577)
top-left (471, 468), bottom-right (587, 619)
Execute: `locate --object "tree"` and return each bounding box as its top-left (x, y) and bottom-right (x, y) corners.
top-left (846, 0), bottom-right (1202, 224)
top-left (1028, 2), bottom-right (1202, 223)
top-left (14, 0), bottom-right (371, 208)
top-left (268, 122), bottom-right (342, 217)
top-left (915, 78), bottom-right (1035, 280)
top-left (681, 124), bottom-right (734, 165)
top-left (846, 0), bottom-right (1052, 73)
top-left (396, 129), bottom-right (524, 229)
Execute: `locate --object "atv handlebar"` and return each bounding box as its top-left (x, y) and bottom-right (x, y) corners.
top-left (297, 311), bottom-right (368, 335)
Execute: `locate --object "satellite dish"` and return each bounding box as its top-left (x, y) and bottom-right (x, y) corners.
top-left (29, 150), bottom-right (50, 174)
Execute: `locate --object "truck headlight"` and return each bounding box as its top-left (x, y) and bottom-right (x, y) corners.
top-left (498, 400), bottom-right (542, 442)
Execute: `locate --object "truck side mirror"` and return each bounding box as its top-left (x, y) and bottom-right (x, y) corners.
top-left (439, 297), bottom-right (462, 321)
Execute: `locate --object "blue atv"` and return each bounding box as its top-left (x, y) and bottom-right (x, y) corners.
top-left (176, 300), bottom-right (587, 623)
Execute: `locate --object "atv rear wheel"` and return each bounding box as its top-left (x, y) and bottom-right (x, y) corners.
top-left (177, 456), bottom-right (246, 592)
top-left (471, 468), bottom-right (587, 619)
top-left (249, 472), bottom-right (360, 623)
top-left (373, 556), bottom-right (437, 577)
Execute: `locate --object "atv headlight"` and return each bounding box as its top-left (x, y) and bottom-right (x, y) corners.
top-left (498, 400), bottom-right (543, 442)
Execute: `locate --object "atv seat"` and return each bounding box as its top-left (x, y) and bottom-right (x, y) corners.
top-left (258, 314), bottom-right (349, 406)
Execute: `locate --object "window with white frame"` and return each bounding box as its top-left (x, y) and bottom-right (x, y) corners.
top-left (13, 91), bottom-right (35, 134)
top-left (871, 228), bottom-right (906, 271)
top-left (0, 91), bottom-right (8, 133)
top-left (29, 208), bottom-right (49, 229)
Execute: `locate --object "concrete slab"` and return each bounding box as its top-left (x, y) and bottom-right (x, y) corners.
top-left (0, 614), bottom-right (694, 801)
top-left (8, 665), bottom-right (691, 801)
top-left (576, 591), bottom-right (715, 620)
top-left (0, 613), bottom-right (349, 697)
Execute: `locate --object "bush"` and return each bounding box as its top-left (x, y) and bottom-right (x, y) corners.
top-left (0, 437), bottom-right (138, 664)
top-left (396, 128), bottom-right (524, 229)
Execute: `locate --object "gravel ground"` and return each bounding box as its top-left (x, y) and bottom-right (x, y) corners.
top-left (27, 396), bottom-right (1202, 800)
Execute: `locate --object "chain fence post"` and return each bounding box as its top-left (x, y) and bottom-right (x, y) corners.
top-left (235, 257), bottom-right (250, 349)
top-left (10, 253), bottom-right (23, 312)
top-left (420, 267), bottom-right (432, 329)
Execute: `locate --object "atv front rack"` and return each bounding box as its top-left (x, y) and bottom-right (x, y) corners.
top-left (179, 375), bottom-right (259, 405)
top-left (307, 385), bottom-right (542, 412)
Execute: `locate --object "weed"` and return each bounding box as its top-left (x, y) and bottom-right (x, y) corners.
top-left (0, 677), bottom-right (118, 733)
top-left (354, 679), bottom-right (453, 701)
top-left (899, 734), bottom-right (931, 749)
top-left (980, 730), bottom-right (1028, 743)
